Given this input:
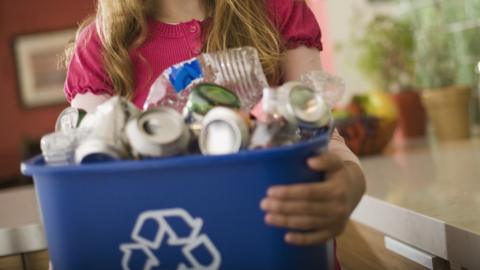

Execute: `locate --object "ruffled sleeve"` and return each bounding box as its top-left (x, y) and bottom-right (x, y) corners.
top-left (64, 22), bottom-right (114, 102)
top-left (266, 0), bottom-right (323, 51)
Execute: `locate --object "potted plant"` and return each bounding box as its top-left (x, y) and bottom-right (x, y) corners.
top-left (355, 14), bottom-right (427, 138)
top-left (412, 1), bottom-right (472, 141)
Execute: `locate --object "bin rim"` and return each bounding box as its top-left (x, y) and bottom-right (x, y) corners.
top-left (21, 134), bottom-right (329, 177)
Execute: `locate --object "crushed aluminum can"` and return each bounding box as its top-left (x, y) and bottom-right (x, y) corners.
top-left (278, 82), bottom-right (331, 127)
top-left (250, 87), bottom-right (299, 149)
top-left (75, 97), bottom-right (140, 164)
top-left (277, 82), bottom-right (332, 140)
top-left (199, 107), bottom-right (250, 155)
top-left (55, 107), bottom-right (87, 133)
top-left (249, 113), bottom-right (299, 149)
top-left (184, 83), bottom-right (241, 117)
top-left (126, 107), bottom-right (191, 158)
top-left (183, 83), bottom-right (242, 154)
top-left (184, 118), bottom-right (203, 155)
top-left (249, 87), bottom-right (300, 149)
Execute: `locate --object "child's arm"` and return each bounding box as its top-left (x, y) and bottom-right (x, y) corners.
top-left (71, 92), bottom-right (112, 113)
top-left (64, 22), bottom-right (114, 113)
top-left (260, 46), bottom-right (366, 245)
top-left (281, 46), bottom-right (323, 82)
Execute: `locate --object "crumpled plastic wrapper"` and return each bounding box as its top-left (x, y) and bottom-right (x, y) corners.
top-left (301, 71), bottom-right (346, 109)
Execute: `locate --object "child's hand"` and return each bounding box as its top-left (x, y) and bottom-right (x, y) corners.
top-left (260, 152), bottom-right (365, 246)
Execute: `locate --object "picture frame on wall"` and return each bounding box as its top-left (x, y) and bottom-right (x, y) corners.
top-left (14, 29), bottom-right (76, 108)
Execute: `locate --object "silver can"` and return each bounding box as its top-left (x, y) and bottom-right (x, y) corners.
top-left (278, 82), bottom-right (331, 128)
top-left (55, 107), bottom-right (87, 133)
top-left (199, 107), bottom-right (250, 155)
top-left (126, 107), bottom-right (190, 158)
top-left (183, 109), bottom-right (204, 138)
top-left (277, 82), bottom-right (332, 139)
top-left (75, 97), bottom-right (140, 164)
top-left (249, 114), bottom-right (300, 149)
top-left (249, 87), bottom-right (300, 149)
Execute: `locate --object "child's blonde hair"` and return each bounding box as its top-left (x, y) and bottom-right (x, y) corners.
top-left (67, 0), bottom-right (284, 99)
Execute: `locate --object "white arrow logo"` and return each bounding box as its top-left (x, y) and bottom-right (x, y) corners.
top-left (120, 208), bottom-right (221, 270)
top-left (120, 244), bottom-right (159, 270)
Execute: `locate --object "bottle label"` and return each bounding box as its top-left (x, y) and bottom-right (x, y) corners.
top-left (168, 59), bottom-right (204, 93)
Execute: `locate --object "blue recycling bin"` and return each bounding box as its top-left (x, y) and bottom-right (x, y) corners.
top-left (21, 134), bottom-right (334, 270)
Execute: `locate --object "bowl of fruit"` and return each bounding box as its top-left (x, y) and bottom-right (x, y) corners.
top-left (333, 91), bottom-right (398, 156)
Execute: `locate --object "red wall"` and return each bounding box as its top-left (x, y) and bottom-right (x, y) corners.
top-left (0, 0), bottom-right (95, 180)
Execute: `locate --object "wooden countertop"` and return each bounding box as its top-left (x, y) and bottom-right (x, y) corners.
top-left (352, 138), bottom-right (480, 269)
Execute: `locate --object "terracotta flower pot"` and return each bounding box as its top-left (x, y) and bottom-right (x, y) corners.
top-left (391, 90), bottom-right (426, 138)
top-left (421, 86), bottom-right (472, 142)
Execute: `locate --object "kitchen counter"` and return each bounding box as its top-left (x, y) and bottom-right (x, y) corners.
top-left (0, 186), bottom-right (46, 256)
top-left (352, 138), bottom-right (480, 269)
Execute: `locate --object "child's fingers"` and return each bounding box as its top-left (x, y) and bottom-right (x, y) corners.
top-left (260, 198), bottom-right (333, 216)
top-left (307, 152), bottom-right (343, 172)
top-left (265, 213), bottom-right (328, 231)
top-left (267, 181), bottom-right (334, 201)
top-left (285, 230), bottom-right (334, 246)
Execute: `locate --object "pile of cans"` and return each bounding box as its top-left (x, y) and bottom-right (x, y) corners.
top-left (42, 81), bottom-right (335, 165)
top-left (41, 47), bottom-right (344, 165)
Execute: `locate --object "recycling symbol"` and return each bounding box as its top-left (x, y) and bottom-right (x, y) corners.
top-left (120, 208), bottom-right (222, 270)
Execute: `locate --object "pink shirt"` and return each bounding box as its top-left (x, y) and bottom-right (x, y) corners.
top-left (64, 0), bottom-right (359, 167)
top-left (64, 0), bottom-right (322, 108)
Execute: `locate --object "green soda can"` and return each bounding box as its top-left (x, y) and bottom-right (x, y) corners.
top-left (184, 83), bottom-right (241, 116)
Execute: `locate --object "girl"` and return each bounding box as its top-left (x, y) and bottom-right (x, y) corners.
top-left (65, 0), bottom-right (366, 266)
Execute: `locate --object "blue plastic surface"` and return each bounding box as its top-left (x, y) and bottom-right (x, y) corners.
top-left (168, 59), bottom-right (203, 93)
top-left (22, 134), bottom-right (333, 270)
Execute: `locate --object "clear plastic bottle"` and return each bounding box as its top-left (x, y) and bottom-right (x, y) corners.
top-left (144, 47), bottom-right (268, 112)
top-left (300, 70), bottom-right (346, 110)
top-left (40, 130), bottom-right (88, 166)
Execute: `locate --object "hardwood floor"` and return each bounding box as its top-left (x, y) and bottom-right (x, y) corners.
top-left (0, 251), bottom-right (48, 270)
